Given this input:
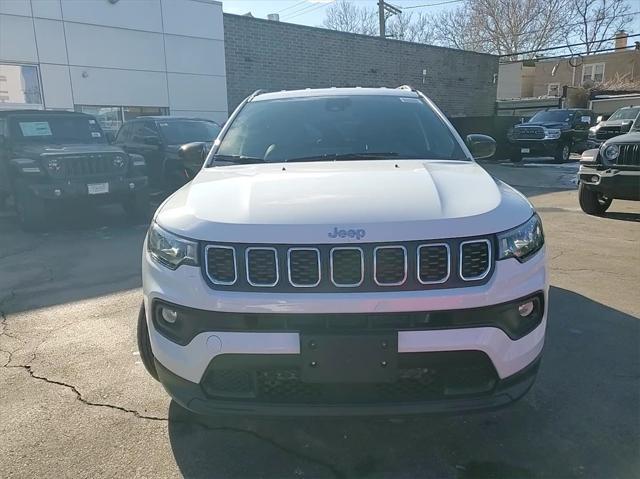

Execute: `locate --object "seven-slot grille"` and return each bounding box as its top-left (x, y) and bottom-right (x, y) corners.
top-left (612, 143), bottom-right (640, 167)
top-left (460, 240), bottom-right (491, 280)
top-left (204, 239), bottom-right (494, 292)
top-left (61, 154), bottom-right (123, 177)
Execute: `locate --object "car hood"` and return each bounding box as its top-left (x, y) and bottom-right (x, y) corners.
top-left (518, 122), bottom-right (568, 129)
top-left (605, 131), bottom-right (640, 144)
top-left (14, 143), bottom-right (125, 158)
top-left (600, 120), bottom-right (632, 128)
top-left (155, 160), bottom-right (534, 243)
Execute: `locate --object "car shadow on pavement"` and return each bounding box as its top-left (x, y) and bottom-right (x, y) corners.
top-left (167, 286), bottom-right (639, 479)
top-left (602, 211), bottom-right (640, 223)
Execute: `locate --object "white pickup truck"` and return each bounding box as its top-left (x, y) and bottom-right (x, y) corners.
top-left (138, 87), bottom-right (548, 415)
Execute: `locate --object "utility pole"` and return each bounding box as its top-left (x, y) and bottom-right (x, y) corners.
top-left (378, 0), bottom-right (386, 38)
top-left (378, 1), bottom-right (402, 38)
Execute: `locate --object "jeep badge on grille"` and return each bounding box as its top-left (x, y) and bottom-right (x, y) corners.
top-left (328, 227), bottom-right (366, 240)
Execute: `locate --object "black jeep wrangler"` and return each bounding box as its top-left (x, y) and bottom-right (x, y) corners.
top-left (508, 108), bottom-right (595, 163)
top-left (0, 110), bottom-right (149, 230)
top-left (578, 120), bottom-right (640, 215)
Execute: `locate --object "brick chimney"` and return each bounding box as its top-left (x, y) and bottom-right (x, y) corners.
top-left (615, 30), bottom-right (628, 50)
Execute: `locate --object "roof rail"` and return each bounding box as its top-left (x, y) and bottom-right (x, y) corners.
top-left (247, 89), bottom-right (268, 101)
top-left (397, 85), bottom-right (415, 91)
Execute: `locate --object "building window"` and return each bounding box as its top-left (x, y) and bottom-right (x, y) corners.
top-left (74, 105), bottom-right (168, 133)
top-left (582, 63), bottom-right (605, 83)
top-left (0, 63), bottom-right (42, 106)
top-left (547, 83), bottom-right (561, 97)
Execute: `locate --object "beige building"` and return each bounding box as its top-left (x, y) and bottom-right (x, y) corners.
top-left (497, 31), bottom-right (639, 100)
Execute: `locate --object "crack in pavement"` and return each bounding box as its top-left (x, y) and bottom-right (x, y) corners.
top-left (2, 359), bottom-right (345, 478)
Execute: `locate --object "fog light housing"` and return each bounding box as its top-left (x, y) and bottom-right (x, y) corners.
top-left (161, 307), bottom-right (178, 324)
top-left (590, 175), bottom-right (599, 183)
top-left (54, 189), bottom-right (62, 197)
top-left (129, 182), bottom-right (135, 190)
top-left (518, 301), bottom-right (535, 317)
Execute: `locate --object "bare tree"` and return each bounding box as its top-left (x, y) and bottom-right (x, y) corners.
top-left (323, 0), bottom-right (378, 36)
top-left (387, 12), bottom-right (435, 44)
top-left (432, 0), bottom-right (575, 59)
top-left (568, 0), bottom-right (632, 54)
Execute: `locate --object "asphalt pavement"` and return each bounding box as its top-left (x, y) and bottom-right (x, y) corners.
top-left (1, 160), bottom-right (638, 479)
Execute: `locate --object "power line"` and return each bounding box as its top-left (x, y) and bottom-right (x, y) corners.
top-left (403, 0), bottom-right (464, 9)
top-left (281, 3), bottom-right (319, 18)
top-left (284, 1), bottom-right (335, 20)
top-left (498, 32), bottom-right (640, 58)
top-left (276, 1), bottom-right (308, 14)
top-left (499, 43), bottom-right (639, 64)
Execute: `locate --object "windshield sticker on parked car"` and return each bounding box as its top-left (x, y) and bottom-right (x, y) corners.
top-left (581, 116), bottom-right (591, 123)
top-left (91, 131), bottom-right (102, 138)
top-left (19, 121), bottom-right (52, 137)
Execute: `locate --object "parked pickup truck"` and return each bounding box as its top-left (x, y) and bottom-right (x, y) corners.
top-left (137, 87), bottom-right (548, 416)
top-left (508, 108), bottom-right (595, 162)
top-left (588, 106), bottom-right (640, 147)
top-left (0, 110), bottom-right (148, 230)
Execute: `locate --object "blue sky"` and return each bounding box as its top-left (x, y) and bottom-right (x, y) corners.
top-left (221, 0), bottom-right (459, 27)
top-left (221, 0), bottom-right (640, 40)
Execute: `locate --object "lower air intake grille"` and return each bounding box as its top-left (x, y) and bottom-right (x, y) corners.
top-left (460, 240), bottom-right (491, 280)
top-left (246, 248), bottom-right (278, 286)
top-left (206, 246), bottom-right (236, 285)
top-left (374, 246), bottom-right (407, 286)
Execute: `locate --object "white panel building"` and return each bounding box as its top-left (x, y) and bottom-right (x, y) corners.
top-left (0, 0), bottom-right (227, 132)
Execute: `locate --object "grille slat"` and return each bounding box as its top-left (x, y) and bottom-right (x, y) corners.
top-left (246, 248), bottom-right (279, 287)
top-left (460, 240), bottom-right (491, 280)
top-left (60, 154), bottom-right (120, 177)
top-left (331, 248), bottom-right (364, 287)
top-left (288, 248), bottom-right (321, 287)
top-left (417, 244), bottom-right (450, 284)
top-left (205, 246), bottom-right (237, 285)
top-left (374, 246), bottom-right (407, 286)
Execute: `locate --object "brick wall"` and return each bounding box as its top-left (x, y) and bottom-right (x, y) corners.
top-left (223, 14), bottom-right (498, 118)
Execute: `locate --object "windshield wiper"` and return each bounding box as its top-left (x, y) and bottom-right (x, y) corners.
top-left (285, 152), bottom-right (400, 163)
top-left (212, 154), bottom-right (266, 164)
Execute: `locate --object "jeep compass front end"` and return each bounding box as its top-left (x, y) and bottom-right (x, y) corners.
top-left (139, 87), bottom-right (548, 415)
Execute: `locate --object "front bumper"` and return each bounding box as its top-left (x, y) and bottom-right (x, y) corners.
top-left (27, 175), bottom-right (147, 200)
top-left (143, 246), bottom-right (548, 415)
top-left (510, 140), bottom-right (560, 157)
top-left (579, 165), bottom-right (640, 200)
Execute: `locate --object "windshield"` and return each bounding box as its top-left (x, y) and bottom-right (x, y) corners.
top-left (529, 110), bottom-right (574, 123)
top-left (158, 120), bottom-right (221, 144)
top-left (212, 95), bottom-right (466, 164)
top-left (8, 115), bottom-right (106, 144)
top-left (608, 107), bottom-right (640, 121)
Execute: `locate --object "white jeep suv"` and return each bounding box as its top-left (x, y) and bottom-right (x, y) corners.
top-left (138, 87), bottom-right (547, 415)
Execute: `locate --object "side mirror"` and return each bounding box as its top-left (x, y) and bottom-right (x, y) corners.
top-left (596, 115), bottom-right (604, 123)
top-left (466, 134), bottom-right (496, 160)
top-left (105, 131), bottom-right (116, 143)
top-left (143, 136), bottom-right (161, 146)
top-left (179, 142), bottom-right (207, 165)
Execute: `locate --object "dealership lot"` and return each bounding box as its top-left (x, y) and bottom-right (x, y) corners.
top-left (0, 162), bottom-right (638, 479)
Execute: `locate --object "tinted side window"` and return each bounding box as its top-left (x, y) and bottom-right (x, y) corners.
top-left (115, 123), bottom-right (131, 143)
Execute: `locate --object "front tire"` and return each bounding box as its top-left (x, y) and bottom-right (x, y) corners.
top-left (579, 183), bottom-right (612, 215)
top-left (137, 303), bottom-right (159, 381)
top-left (555, 141), bottom-right (571, 162)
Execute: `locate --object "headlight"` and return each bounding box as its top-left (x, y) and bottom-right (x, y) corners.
top-left (602, 144), bottom-right (619, 160)
top-left (147, 222), bottom-right (198, 269)
top-left (544, 128), bottom-right (561, 140)
top-left (47, 158), bottom-right (61, 172)
top-left (113, 155), bottom-right (126, 168)
top-left (497, 214), bottom-right (544, 262)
